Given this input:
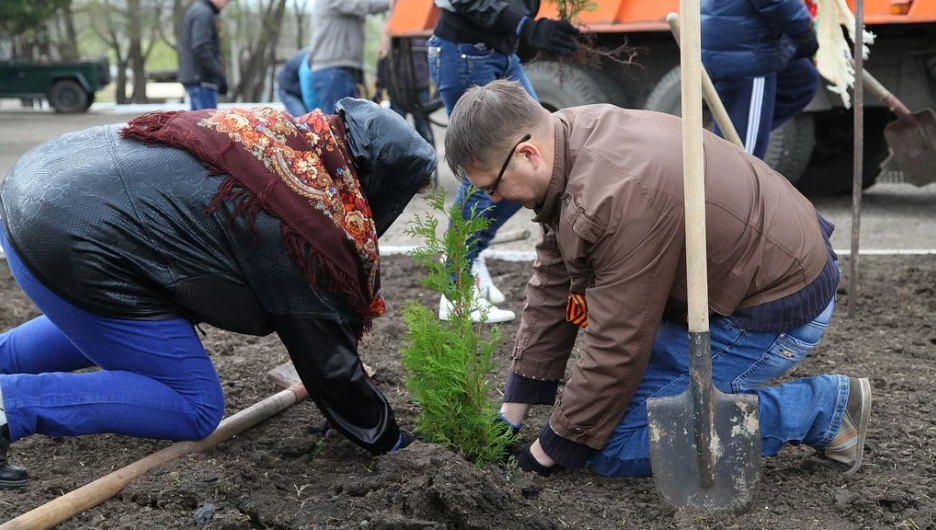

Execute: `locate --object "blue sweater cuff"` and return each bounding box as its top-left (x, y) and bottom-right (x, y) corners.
top-left (503, 372), bottom-right (559, 405)
top-left (538, 423), bottom-right (595, 469)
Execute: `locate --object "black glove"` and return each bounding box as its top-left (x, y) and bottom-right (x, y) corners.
top-left (792, 28), bottom-right (819, 60)
top-left (515, 444), bottom-right (555, 476)
top-left (520, 18), bottom-right (580, 56)
top-left (217, 77), bottom-right (229, 96)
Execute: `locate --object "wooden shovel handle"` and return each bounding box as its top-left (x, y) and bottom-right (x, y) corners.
top-left (861, 70), bottom-right (913, 118)
top-left (666, 13), bottom-right (745, 150)
top-left (672, 9), bottom-right (710, 335)
top-left (0, 383), bottom-right (308, 530)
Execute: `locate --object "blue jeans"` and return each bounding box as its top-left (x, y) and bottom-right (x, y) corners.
top-left (298, 58), bottom-right (320, 111)
top-left (183, 83), bottom-right (219, 110)
top-left (278, 89), bottom-right (308, 117)
top-left (0, 227), bottom-right (224, 443)
top-left (428, 35), bottom-right (538, 267)
top-left (390, 87), bottom-right (434, 148)
top-left (588, 299), bottom-right (848, 477)
top-left (712, 58), bottom-right (819, 159)
top-left (313, 67), bottom-right (360, 114)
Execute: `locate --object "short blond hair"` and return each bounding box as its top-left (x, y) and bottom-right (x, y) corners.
top-left (444, 80), bottom-right (551, 181)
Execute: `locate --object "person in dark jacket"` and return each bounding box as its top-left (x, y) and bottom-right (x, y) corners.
top-left (177, 0), bottom-right (229, 110)
top-left (701, 0), bottom-right (820, 159)
top-left (277, 48), bottom-right (320, 116)
top-left (429, 0), bottom-right (580, 325)
top-left (0, 99), bottom-right (434, 488)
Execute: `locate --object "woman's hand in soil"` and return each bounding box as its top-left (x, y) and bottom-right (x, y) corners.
top-left (387, 430), bottom-right (414, 453)
top-left (520, 18), bottom-right (580, 56)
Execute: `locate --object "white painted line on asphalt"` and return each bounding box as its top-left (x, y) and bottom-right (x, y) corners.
top-left (3, 247), bottom-right (936, 263)
top-left (378, 247), bottom-right (936, 262)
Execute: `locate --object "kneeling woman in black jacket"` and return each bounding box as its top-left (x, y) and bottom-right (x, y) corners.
top-left (0, 99), bottom-right (434, 487)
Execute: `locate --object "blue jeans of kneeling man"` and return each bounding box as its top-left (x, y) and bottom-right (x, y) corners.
top-left (0, 226), bottom-right (225, 443)
top-left (588, 299), bottom-right (848, 477)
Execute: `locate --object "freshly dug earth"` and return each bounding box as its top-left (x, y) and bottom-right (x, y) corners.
top-left (0, 255), bottom-right (934, 529)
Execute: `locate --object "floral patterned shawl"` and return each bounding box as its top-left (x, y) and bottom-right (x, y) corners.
top-left (120, 107), bottom-right (385, 336)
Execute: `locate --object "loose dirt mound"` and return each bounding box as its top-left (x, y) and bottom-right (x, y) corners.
top-left (0, 255), bottom-right (934, 529)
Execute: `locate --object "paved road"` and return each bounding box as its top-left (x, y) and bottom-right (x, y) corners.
top-left (2, 107), bottom-right (934, 255)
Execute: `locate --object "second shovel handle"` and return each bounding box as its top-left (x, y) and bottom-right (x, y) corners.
top-left (666, 13), bottom-right (745, 150)
top-left (862, 70), bottom-right (912, 118)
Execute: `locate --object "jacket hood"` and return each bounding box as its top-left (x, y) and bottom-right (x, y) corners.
top-left (336, 98), bottom-right (436, 237)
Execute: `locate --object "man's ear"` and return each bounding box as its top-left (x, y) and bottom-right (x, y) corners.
top-left (519, 142), bottom-right (541, 167)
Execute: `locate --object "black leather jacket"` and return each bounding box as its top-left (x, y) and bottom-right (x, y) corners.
top-left (434, 0), bottom-right (541, 54)
top-left (0, 102), bottom-right (434, 454)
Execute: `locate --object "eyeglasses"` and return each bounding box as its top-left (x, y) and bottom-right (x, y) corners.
top-left (481, 133), bottom-right (531, 196)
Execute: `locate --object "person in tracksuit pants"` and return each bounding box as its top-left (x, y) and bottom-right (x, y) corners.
top-left (701, 0), bottom-right (820, 159)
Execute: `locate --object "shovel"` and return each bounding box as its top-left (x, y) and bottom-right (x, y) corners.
top-left (862, 70), bottom-right (936, 187)
top-left (645, 7), bottom-right (761, 514)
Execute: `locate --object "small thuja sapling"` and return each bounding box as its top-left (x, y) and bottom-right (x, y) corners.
top-left (401, 189), bottom-right (515, 466)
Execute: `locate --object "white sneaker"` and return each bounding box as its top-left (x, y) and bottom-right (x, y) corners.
top-left (471, 256), bottom-right (506, 305)
top-left (438, 292), bottom-right (515, 323)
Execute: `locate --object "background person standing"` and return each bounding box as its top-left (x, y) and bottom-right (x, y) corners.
top-left (309, 0), bottom-right (394, 113)
top-left (177, 0), bottom-right (230, 110)
top-left (428, 0), bottom-right (580, 324)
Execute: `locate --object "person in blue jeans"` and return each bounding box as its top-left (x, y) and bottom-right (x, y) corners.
top-left (429, 0), bottom-right (580, 323)
top-left (701, 0), bottom-right (820, 159)
top-left (443, 80), bottom-right (872, 478)
top-left (309, 0), bottom-right (393, 113)
top-left (0, 99), bottom-right (433, 488)
top-left (276, 48), bottom-right (320, 116)
top-left (177, 0), bottom-right (229, 111)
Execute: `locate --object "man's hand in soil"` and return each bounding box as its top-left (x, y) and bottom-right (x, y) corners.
top-left (519, 18), bottom-right (580, 56)
top-left (515, 441), bottom-right (556, 476)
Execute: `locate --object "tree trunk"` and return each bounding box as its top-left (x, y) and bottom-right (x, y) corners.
top-left (234, 0), bottom-right (286, 102)
top-left (60, 0), bottom-right (80, 61)
top-left (116, 59), bottom-right (129, 104)
top-left (128, 0), bottom-right (147, 103)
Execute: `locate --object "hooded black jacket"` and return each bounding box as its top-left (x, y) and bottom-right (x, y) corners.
top-left (0, 100), bottom-right (435, 454)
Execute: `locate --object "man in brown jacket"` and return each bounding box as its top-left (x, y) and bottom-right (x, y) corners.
top-left (444, 80), bottom-right (872, 477)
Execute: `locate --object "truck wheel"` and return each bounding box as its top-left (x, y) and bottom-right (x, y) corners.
top-left (48, 79), bottom-right (89, 113)
top-left (763, 114), bottom-right (815, 185)
top-left (83, 91), bottom-right (96, 111)
top-left (523, 60), bottom-right (630, 111)
top-left (644, 66), bottom-right (814, 184)
top-left (643, 66), bottom-right (713, 128)
top-left (794, 109), bottom-right (889, 197)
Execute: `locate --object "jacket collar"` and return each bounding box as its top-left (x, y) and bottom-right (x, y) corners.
top-left (533, 115), bottom-right (569, 224)
top-left (202, 0), bottom-right (221, 14)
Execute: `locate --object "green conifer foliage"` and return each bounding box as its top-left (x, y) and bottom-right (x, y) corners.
top-left (401, 189), bottom-right (515, 466)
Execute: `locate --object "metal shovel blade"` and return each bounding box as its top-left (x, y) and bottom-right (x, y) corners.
top-left (646, 356), bottom-right (761, 513)
top-left (883, 108), bottom-right (936, 187)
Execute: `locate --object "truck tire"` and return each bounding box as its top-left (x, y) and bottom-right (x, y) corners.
top-left (523, 60), bottom-right (630, 111)
top-left (763, 115), bottom-right (815, 185)
top-left (49, 79), bottom-right (90, 113)
top-left (644, 66), bottom-right (815, 184)
top-left (643, 66), bottom-right (713, 128)
top-left (793, 109), bottom-right (889, 197)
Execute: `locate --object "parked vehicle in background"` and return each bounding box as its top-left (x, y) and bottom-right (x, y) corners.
top-left (0, 57), bottom-right (111, 113)
top-left (386, 0), bottom-right (936, 195)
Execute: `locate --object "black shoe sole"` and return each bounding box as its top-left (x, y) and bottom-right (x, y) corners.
top-left (0, 478), bottom-right (28, 488)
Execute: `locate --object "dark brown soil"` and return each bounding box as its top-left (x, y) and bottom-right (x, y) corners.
top-left (1, 255), bottom-right (934, 529)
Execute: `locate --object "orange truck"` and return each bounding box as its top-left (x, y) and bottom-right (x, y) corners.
top-left (386, 0), bottom-right (936, 195)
